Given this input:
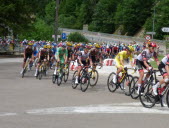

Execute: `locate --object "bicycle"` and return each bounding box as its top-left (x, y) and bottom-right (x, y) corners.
top-left (89, 63), bottom-right (102, 87)
top-left (22, 58), bottom-right (31, 78)
top-left (139, 70), bottom-right (169, 108)
top-left (52, 63), bottom-right (69, 86)
top-left (36, 60), bottom-right (48, 80)
top-left (107, 67), bottom-right (135, 96)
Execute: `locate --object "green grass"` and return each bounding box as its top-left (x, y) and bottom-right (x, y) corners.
top-left (149, 54), bottom-right (164, 68)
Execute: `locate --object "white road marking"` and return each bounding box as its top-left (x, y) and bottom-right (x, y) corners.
top-left (0, 113), bottom-right (17, 117)
top-left (26, 102), bottom-right (169, 115)
top-left (0, 58), bottom-right (22, 64)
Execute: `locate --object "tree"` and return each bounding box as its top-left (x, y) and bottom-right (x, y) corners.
top-left (114, 0), bottom-right (155, 35)
top-left (89, 0), bottom-right (120, 33)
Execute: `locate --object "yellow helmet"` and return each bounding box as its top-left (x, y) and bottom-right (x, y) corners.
top-left (128, 46), bottom-right (134, 52)
top-left (47, 45), bottom-right (52, 49)
top-left (66, 42), bottom-right (72, 47)
top-left (43, 45), bottom-right (48, 49)
top-left (28, 42), bottom-right (33, 46)
top-left (94, 43), bottom-right (101, 48)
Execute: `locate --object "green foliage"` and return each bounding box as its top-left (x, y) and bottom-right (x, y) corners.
top-left (145, 0), bottom-right (169, 40)
top-left (89, 0), bottom-right (120, 33)
top-left (68, 32), bottom-right (89, 42)
top-left (114, 0), bottom-right (154, 35)
top-left (1, 0), bottom-right (169, 40)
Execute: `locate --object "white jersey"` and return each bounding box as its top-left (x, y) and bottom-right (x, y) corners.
top-left (161, 55), bottom-right (169, 65)
top-left (78, 51), bottom-right (89, 61)
top-left (137, 49), bottom-right (158, 61)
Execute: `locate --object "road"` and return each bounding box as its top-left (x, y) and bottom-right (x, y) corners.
top-left (0, 58), bottom-right (169, 128)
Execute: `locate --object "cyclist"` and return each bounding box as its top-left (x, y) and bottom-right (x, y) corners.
top-left (34, 45), bottom-right (49, 77)
top-left (113, 46), bottom-right (135, 83)
top-left (89, 43), bottom-right (103, 69)
top-left (67, 42), bottom-right (74, 62)
top-left (153, 54), bottom-right (169, 95)
top-left (20, 42), bottom-right (34, 74)
top-left (136, 42), bottom-right (160, 94)
top-left (75, 46), bottom-right (90, 85)
top-left (48, 45), bottom-right (54, 69)
top-left (53, 43), bottom-right (68, 75)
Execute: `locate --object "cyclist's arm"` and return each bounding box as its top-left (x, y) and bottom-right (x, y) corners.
top-left (78, 52), bottom-right (83, 65)
top-left (119, 53), bottom-right (124, 67)
top-left (154, 52), bottom-right (160, 66)
top-left (142, 51), bottom-right (151, 69)
top-left (56, 48), bottom-right (60, 62)
top-left (64, 49), bottom-right (68, 63)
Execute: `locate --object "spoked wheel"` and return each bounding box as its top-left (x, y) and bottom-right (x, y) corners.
top-left (21, 68), bottom-right (26, 78)
top-left (52, 74), bottom-right (57, 84)
top-left (36, 71), bottom-right (39, 79)
top-left (57, 72), bottom-right (62, 86)
top-left (123, 75), bottom-right (133, 96)
top-left (64, 68), bottom-right (69, 83)
top-left (130, 76), bottom-right (139, 99)
top-left (72, 71), bottom-right (78, 89)
top-left (139, 83), bottom-right (156, 108)
top-left (38, 71), bottom-right (42, 80)
top-left (107, 72), bottom-right (117, 92)
top-left (166, 89), bottom-right (169, 108)
top-left (80, 75), bottom-right (90, 92)
top-left (89, 70), bottom-right (99, 87)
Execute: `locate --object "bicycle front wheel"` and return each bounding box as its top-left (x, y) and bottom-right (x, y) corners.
top-left (89, 70), bottom-right (99, 87)
top-left (123, 75), bottom-right (133, 96)
top-left (57, 73), bottom-right (62, 86)
top-left (64, 68), bottom-right (69, 83)
top-left (130, 76), bottom-right (139, 99)
top-left (72, 71), bottom-right (78, 89)
top-left (139, 83), bottom-right (156, 108)
top-left (52, 74), bottom-right (57, 84)
top-left (166, 89), bottom-right (169, 108)
top-left (38, 71), bottom-right (42, 80)
top-left (80, 75), bottom-right (90, 92)
top-left (107, 72), bottom-right (117, 92)
top-left (21, 68), bottom-right (26, 78)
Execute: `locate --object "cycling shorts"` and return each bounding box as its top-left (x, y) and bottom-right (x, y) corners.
top-left (158, 62), bottom-right (168, 77)
top-left (136, 59), bottom-right (151, 71)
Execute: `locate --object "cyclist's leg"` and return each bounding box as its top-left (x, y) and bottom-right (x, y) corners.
top-left (113, 59), bottom-right (123, 83)
top-left (153, 63), bottom-right (169, 95)
top-left (75, 61), bottom-right (82, 84)
top-left (136, 60), bottom-right (145, 93)
top-left (35, 57), bottom-right (42, 76)
top-left (20, 56), bottom-right (27, 74)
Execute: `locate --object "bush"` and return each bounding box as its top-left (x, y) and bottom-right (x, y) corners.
top-left (68, 32), bottom-right (89, 42)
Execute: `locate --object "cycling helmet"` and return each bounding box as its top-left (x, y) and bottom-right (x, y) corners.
top-left (66, 42), bottom-right (72, 47)
top-left (127, 46), bottom-right (134, 52)
top-left (94, 43), bottom-right (101, 48)
top-left (149, 42), bottom-right (157, 48)
top-left (43, 45), bottom-right (48, 49)
top-left (28, 42), bottom-right (33, 46)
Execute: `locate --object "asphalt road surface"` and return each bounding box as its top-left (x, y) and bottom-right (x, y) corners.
top-left (0, 58), bottom-right (169, 128)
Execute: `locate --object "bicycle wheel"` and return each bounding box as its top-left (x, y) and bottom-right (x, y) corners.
top-left (72, 71), bottom-right (78, 89)
top-left (123, 75), bottom-right (133, 96)
top-left (166, 89), bottom-right (169, 108)
top-left (80, 75), bottom-right (90, 92)
top-left (52, 74), bottom-right (57, 84)
top-left (38, 71), bottom-right (42, 80)
top-left (21, 68), bottom-right (26, 78)
top-left (107, 72), bottom-right (117, 92)
top-left (89, 70), bottom-right (99, 87)
top-left (64, 67), bottom-right (69, 83)
top-left (139, 83), bottom-right (156, 108)
top-left (130, 76), bottom-right (139, 99)
top-left (57, 72), bottom-right (62, 86)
